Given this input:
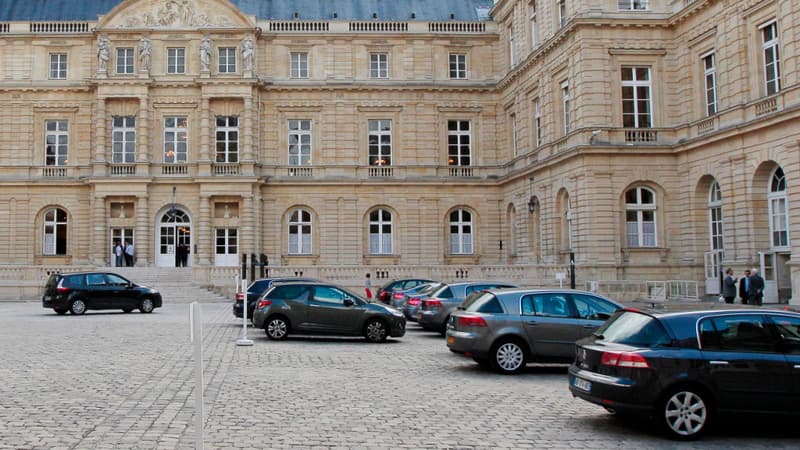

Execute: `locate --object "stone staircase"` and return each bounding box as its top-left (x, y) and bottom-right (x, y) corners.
top-left (103, 267), bottom-right (230, 304)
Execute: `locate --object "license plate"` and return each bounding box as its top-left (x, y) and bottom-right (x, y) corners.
top-left (447, 336), bottom-right (455, 345)
top-left (573, 377), bottom-right (591, 392)
top-left (44, 296), bottom-right (52, 301)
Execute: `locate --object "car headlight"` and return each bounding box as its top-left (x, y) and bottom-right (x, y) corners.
top-left (391, 309), bottom-right (404, 317)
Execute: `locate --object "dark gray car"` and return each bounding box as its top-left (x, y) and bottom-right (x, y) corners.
top-left (417, 281), bottom-right (518, 334)
top-left (252, 282), bottom-right (406, 342)
top-left (401, 282), bottom-right (443, 321)
top-left (446, 289), bottom-right (623, 374)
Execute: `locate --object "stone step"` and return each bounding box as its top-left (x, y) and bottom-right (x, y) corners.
top-left (101, 267), bottom-right (228, 304)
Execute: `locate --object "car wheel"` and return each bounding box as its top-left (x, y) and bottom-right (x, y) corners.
top-left (54, 309), bottom-right (68, 315)
top-left (265, 316), bottom-right (289, 340)
top-left (490, 339), bottom-right (526, 374)
top-left (658, 386), bottom-right (712, 440)
top-left (139, 298), bottom-right (154, 314)
top-left (122, 308), bottom-right (133, 313)
top-left (69, 299), bottom-right (87, 315)
top-left (364, 319), bottom-right (388, 342)
top-left (439, 316), bottom-right (450, 336)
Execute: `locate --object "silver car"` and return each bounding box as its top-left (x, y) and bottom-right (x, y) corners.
top-left (417, 281), bottom-right (518, 334)
top-left (446, 289), bottom-right (623, 374)
top-left (402, 282), bottom-right (443, 321)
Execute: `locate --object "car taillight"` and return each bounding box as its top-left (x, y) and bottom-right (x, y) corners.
top-left (393, 292), bottom-right (404, 299)
top-left (56, 286), bottom-right (71, 294)
top-left (256, 299), bottom-right (272, 309)
top-left (458, 316), bottom-right (487, 327)
top-left (423, 299), bottom-right (442, 309)
top-left (600, 351), bottom-right (650, 369)
top-left (235, 293), bottom-right (245, 301)
top-left (407, 297), bottom-right (421, 306)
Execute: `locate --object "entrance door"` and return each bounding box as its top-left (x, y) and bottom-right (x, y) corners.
top-left (156, 209), bottom-right (191, 267)
top-left (214, 228), bottom-right (238, 266)
top-left (110, 228), bottom-right (134, 266)
top-left (760, 252), bottom-right (779, 303)
top-left (704, 251), bottom-right (722, 295)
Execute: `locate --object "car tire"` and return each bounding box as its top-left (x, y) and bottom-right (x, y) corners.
top-left (122, 308), bottom-right (133, 313)
top-left (54, 309), bottom-right (68, 315)
top-left (490, 338), bottom-right (526, 375)
top-left (657, 385), bottom-right (712, 440)
top-left (265, 315), bottom-right (289, 340)
top-left (139, 298), bottom-right (154, 314)
top-left (69, 299), bottom-right (87, 315)
top-left (439, 316), bottom-right (450, 336)
top-left (364, 318), bottom-right (388, 342)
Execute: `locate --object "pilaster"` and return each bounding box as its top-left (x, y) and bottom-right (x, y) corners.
top-left (136, 196), bottom-right (149, 266)
top-left (197, 194), bottom-right (212, 265)
top-left (93, 97), bottom-right (107, 176)
top-left (198, 97), bottom-right (211, 176)
top-left (91, 195), bottom-right (107, 266)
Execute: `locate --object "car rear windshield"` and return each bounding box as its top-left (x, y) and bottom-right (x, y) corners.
top-left (462, 292), bottom-right (504, 314)
top-left (594, 311), bottom-right (672, 347)
top-left (431, 285), bottom-right (454, 298)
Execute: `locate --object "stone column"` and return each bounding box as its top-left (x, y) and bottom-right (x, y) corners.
top-left (242, 194), bottom-right (255, 259)
top-left (136, 196), bottom-right (149, 266)
top-left (91, 195), bottom-right (107, 266)
top-left (93, 97), bottom-right (107, 176)
top-left (138, 96), bottom-right (150, 163)
top-left (198, 97), bottom-right (211, 176)
top-left (198, 194), bottom-right (212, 265)
top-left (243, 96), bottom-right (254, 162)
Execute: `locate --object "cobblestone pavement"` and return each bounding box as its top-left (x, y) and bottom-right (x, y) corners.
top-left (1, 301), bottom-right (798, 449)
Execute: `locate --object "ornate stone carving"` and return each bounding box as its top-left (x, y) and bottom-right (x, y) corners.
top-left (119, 0), bottom-right (236, 28)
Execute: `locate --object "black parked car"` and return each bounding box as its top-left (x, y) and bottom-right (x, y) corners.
top-left (233, 277), bottom-right (320, 319)
top-left (569, 308), bottom-right (800, 440)
top-left (42, 272), bottom-right (162, 315)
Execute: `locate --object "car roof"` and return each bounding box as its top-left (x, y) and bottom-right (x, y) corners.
top-left (440, 281), bottom-right (519, 287)
top-left (647, 308), bottom-right (800, 320)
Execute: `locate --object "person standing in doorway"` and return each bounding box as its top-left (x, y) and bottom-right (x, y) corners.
top-left (176, 243), bottom-right (186, 267)
top-left (722, 268), bottom-right (736, 304)
top-left (748, 268), bottom-right (765, 306)
top-left (739, 269), bottom-right (751, 304)
top-left (124, 240), bottom-right (134, 267)
top-left (114, 241), bottom-right (123, 267)
top-left (365, 273), bottom-right (372, 300)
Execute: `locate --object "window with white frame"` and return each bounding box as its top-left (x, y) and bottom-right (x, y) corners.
top-left (369, 209), bottom-right (393, 255)
top-left (708, 181), bottom-right (723, 251)
top-left (621, 66), bottom-right (652, 128)
top-left (116, 48), bottom-right (134, 74)
top-left (449, 209), bottom-right (474, 254)
top-left (561, 80), bottom-right (571, 134)
top-left (761, 21), bottom-right (781, 96)
top-left (449, 53), bottom-right (467, 79)
top-left (558, 0), bottom-right (567, 28)
top-left (618, 0), bottom-right (647, 10)
top-left (112, 116), bottom-right (136, 163)
top-left (368, 119), bottom-right (392, 166)
top-left (702, 52), bottom-right (717, 116)
top-left (45, 120), bottom-right (68, 166)
top-left (447, 120), bottom-right (471, 166)
top-left (288, 120), bottom-right (312, 166)
top-left (625, 187), bottom-right (657, 247)
top-left (218, 47), bottom-right (237, 73)
top-left (291, 52), bottom-right (308, 78)
top-left (534, 97), bottom-right (542, 147)
top-left (215, 228), bottom-right (238, 255)
top-left (43, 207), bottom-right (68, 255)
top-left (511, 113), bottom-right (518, 156)
top-left (167, 48), bottom-right (185, 74)
top-left (509, 26), bottom-right (516, 67)
top-left (529, 1), bottom-right (538, 48)
top-left (49, 53), bottom-right (67, 79)
top-left (215, 116), bottom-right (239, 163)
top-left (370, 52), bottom-right (388, 79)
top-left (288, 209), bottom-right (312, 255)
top-left (163, 116), bottom-right (188, 163)
top-left (769, 167), bottom-right (789, 249)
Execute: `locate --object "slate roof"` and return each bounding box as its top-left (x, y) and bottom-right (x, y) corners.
top-left (0, 0), bottom-right (494, 22)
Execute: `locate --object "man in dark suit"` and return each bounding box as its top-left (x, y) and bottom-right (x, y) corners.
top-left (748, 268), bottom-right (765, 306)
top-left (739, 269), bottom-right (751, 304)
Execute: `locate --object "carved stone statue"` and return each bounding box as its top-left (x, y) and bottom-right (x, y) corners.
top-left (241, 37), bottom-right (255, 72)
top-left (199, 35), bottom-right (212, 72)
top-left (139, 36), bottom-right (152, 72)
top-left (97, 36), bottom-right (110, 72)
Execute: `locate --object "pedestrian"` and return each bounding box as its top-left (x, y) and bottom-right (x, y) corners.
top-left (739, 269), bottom-right (751, 304)
top-left (748, 268), bottom-right (765, 306)
top-left (365, 273), bottom-right (372, 300)
top-left (176, 243), bottom-right (187, 267)
top-left (721, 268), bottom-right (736, 304)
top-left (114, 241), bottom-right (123, 267)
top-left (124, 240), bottom-right (134, 267)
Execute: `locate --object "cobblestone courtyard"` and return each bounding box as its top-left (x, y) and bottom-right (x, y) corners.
top-left (1, 301), bottom-right (798, 449)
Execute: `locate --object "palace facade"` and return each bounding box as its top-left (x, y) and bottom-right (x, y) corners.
top-left (0, 0), bottom-right (797, 303)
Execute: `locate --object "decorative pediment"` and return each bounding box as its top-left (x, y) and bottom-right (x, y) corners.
top-left (100, 0), bottom-right (254, 30)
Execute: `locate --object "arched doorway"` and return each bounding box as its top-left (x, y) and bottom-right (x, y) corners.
top-left (156, 208), bottom-right (192, 267)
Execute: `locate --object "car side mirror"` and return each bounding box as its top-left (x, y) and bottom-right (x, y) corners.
top-left (127, 282), bottom-right (133, 288)
top-left (343, 298), bottom-right (355, 307)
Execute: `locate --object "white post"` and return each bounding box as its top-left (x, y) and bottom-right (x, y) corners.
top-left (237, 277), bottom-right (253, 346)
top-left (190, 302), bottom-right (204, 450)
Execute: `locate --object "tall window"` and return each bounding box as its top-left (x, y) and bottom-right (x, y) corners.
top-left (167, 48), bottom-right (185, 74)
top-left (534, 97), bottom-right (542, 147)
top-left (218, 47), bottom-right (236, 73)
top-left (288, 120), bottom-right (312, 166)
top-left (288, 209), bottom-right (312, 255)
top-left (163, 117), bottom-right (188, 163)
top-left (450, 209), bottom-right (474, 254)
top-left (43, 208), bottom-right (68, 255)
top-left (558, 0), bottom-right (567, 28)
top-left (625, 187), bottom-right (657, 247)
top-left (618, 0), bottom-right (647, 10)
top-left (215, 228), bottom-right (238, 255)
top-left (761, 21), bottom-right (781, 95)
top-left (370, 53), bottom-right (388, 79)
top-left (112, 116), bottom-right (136, 163)
top-left (49, 53), bottom-right (67, 79)
top-left (769, 167), bottom-right (789, 249)
top-left (621, 66), bottom-right (652, 128)
top-left (708, 181), bottom-right (723, 251)
top-left (509, 27), bottom-right (516, 67)
top-left (449, 53), bottom-right (467, 79)
top-left (702, 52), bottom-right (717, 116)
top-left (369, 209), bottom-right (393, 255)
top-left (529, 2), bottom-right (538, 48)
top-left (215, 116), bottom-right (239, 163)
top-left (116, 48), bottom-right (134, 74)
top-left (368, 119), bottom-right (392, 166)
top-left (291, 52), bottom-right (308, 78)
top-left (447, 120), bottom-right (471, 167)
top-left (45, 120), bottom-right (68, 166)
top-left (561, 80), bottom-right (571, 134)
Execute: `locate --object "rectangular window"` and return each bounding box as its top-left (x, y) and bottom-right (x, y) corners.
top-left (561, 80), bottom-right (571, 134)
top-left (449, 53), bottom-right (467, 79)
top-left (112, 116), bottom-right (136, 163)
top-left (770, 197), bottom-right (788, 248)
top-left (218, 47), bottom-right (237, 73)
top-left (116, 48), bottom-right (135, 74)
top-left (291, 52), bottom-right (308, 78)
top-left (621, 66), bottom-right (652, 128)
top-left (558, 0), bottom-right (567, 28)
top-left (509, 27), bottom-right (516, 67)
top-left (45, 120), bottom-right (68, 166)
top-left (215, 228), bottom-right (238, 255)
top-left (530, 2), bottom-right (538, 48)
top-left (618, 0), bottom-right (647, 10)
top-left (163, 116), bottom-right (188, 163)
top-left (215, 116), bottom-right (239, 163)
top-left (368, 119), bottom-right (392, 166)
top-left (370, 52), bottom-right (388, 79)
top-left (447, 120), bottom-right (471, 166)
top-left (167, 48), bottom-right (185, 74)
top-left (703, 52), bottom-right (717, 116)
top-left (761, 21), bottom-right (781, 95)
top-left (288, 119), bottom-right (312, 166)
top-left (49, 53), bottom-right (67, 79)
top-left (534, 98), bottom-right (542, 147)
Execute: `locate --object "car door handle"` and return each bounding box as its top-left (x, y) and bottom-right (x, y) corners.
top-left (794, 365), bottom-right (800, 369)
top-left (582, 325), bottom-right (595, 329)
top-left (525, 320), bottom-right (537, 325)
top-left (709, 361), bottom-right (729, 366)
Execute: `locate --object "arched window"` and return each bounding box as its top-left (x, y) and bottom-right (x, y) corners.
top-left (288, 209), bottom-right (312, 255)
top-left (625, 187), bottom-right (656, 247)
top-left (769, 167), bottom-right (789, 249)
top-left (43, 208), bottom-right (68, 255)
top-left (449, 209), bottom-right (473, 254)
top-left (369, 209), bottom-right (393, 255)
top-left (708, 181), bottom-right (723, 251)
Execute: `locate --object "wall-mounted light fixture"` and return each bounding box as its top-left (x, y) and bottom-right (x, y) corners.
top-left (527, 176), bottom-right (536, 214)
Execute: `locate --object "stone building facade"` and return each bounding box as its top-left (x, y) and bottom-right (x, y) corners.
top-left (0, 0), bottom-right (797, 303)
